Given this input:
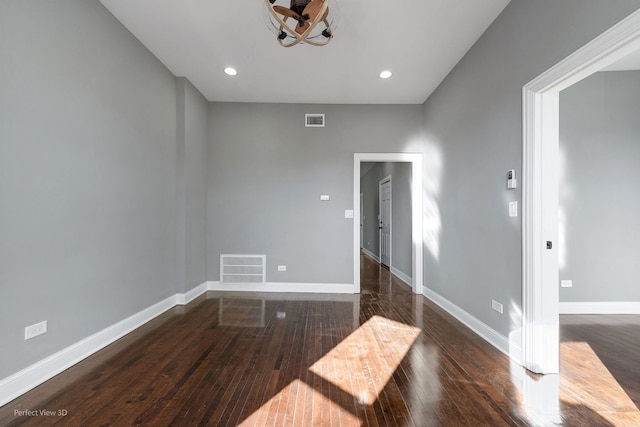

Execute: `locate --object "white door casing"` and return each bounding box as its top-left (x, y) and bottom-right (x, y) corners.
top-left (360, 193), bottom-right (364, 248)
top-left (521, 8), bottom-right (640, 374)
top-left (353, 153), bottom-right (423, 295)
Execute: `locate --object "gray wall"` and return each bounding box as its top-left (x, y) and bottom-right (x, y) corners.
top-left (559, 71), bottom-right (640, 302)
top-left (0, 1), bottom-right (178, 378)
top-left (360, 162), bottom-right (412, 279)
top-left (176, 78), bottom-right (209, 293)
top-left (207, 103), bottom-right (423, 286)
top-left (421, 0), bottom-right (640, 336)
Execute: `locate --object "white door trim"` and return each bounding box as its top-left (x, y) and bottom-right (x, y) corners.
top-left (379, 175), bottom-right (392, 268)
top-left (522, 8), bottom-right (640, 374)
top-left (354, 153), bottom-right (423, 294)
top-left (360, 193), bottom-right (364, 248)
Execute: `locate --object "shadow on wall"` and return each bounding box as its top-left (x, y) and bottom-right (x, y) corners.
top-left (558, 144), bottom-right (571, 271)
top-left (422, 139), bottom-right (443, 264)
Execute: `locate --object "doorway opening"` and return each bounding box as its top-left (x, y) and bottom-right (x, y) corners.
top-left (353, 153), bottom-right (423, 294)
top-left (521, 9), bottom-right (640, 374)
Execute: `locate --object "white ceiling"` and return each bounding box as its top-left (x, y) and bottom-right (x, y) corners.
top-left (100, 0), bottom-right (510, 104)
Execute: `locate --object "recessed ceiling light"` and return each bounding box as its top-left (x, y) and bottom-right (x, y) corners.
top-left (224, 67), bottom-right (238, 76)
top-left (379, 70), bottom-right (392, 79)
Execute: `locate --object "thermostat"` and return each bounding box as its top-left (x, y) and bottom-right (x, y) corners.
top-left (507, 169), bottom-right (517, 190)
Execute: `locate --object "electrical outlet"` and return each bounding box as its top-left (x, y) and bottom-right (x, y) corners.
top-left (561, 280), bottom-right (573, 288)
top-left (277, 265), bottom-right (287, 272)
top-left (25, 320), bottom-right (47, 340)
top-left (492, 300), bottom-right (503, 314)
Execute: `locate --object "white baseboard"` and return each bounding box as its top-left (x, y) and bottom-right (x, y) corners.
top-left (361, 248), bottom-right (379, 262)
top-left (207, 281), bottom-right (355, 294)
top-left (176, 282), bottom-right (208, 305)
top-left (0, 294), bottom-right (179, 408)
top-left (423, 287), bottom-right (511, 357)
top-left (560, 301), bottom-right (640, 314)
top-left (390, 267), bottom-right (412, 288)
top-left (0, 279), bottom-right (359, 407)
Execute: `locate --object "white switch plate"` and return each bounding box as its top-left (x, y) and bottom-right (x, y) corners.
top-left (561, 280), bottom-right (572, 288)
top-left (492, 300), bottom-right (503, 314)
top-left (278, 265), bottom-right (287, 272)
top-left (320, 195), bottom-right (330, 201)
top-left (25, 320), bottom-right (47, 340)
top-left (345, 209), bottom-right (354, 219)
top-left (509, 201), bottom-right (518, 217)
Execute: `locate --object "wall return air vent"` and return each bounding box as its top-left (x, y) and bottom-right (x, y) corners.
top-left (305, 113), bottom-right (325, 127)
top-left (220, 254), bottom-right (266, 285)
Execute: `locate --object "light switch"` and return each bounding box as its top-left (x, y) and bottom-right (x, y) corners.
top-left (509, 201), bottom-right (518, 217)
top-left (320, 195), bottom-right (330, 201)
top-left (345, 209), bottom-right (354, 219)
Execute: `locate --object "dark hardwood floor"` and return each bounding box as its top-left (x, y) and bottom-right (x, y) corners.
top-left (1, 254), bottom-right (638, 426)
top-left (559, 313), bottom-right (640, 425)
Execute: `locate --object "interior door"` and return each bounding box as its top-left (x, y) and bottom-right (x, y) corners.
top-left (379, 178), bottom-right (391, 267)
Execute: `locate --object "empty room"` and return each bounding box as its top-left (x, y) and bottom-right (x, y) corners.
top-left (2, 0), bottom-right (640, 425)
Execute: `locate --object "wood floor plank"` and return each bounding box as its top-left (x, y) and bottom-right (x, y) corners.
top-left (2, 254), bottom-right (639, 426)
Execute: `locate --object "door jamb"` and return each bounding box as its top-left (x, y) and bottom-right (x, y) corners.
top-left (360, 193), bottom-right (364, 248)
top-left (521, 9), bottom-right (640, 374)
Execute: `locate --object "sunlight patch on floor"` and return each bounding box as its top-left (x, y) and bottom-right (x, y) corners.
top-left (240, 315), bottom-right (421, 426)
top-left (309, 315), bottom-right (421, 405)
top-left (239, 379), bottom-right (362, 427)
top-left (560, 341), bottom-right (639, 417)
top-left (599, 412), bottom-right (640, 425)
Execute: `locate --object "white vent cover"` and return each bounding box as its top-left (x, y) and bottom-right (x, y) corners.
top-left (220, 254), bottom-right (266, 285)
top-left (305, 113), bottom-right (325, 127)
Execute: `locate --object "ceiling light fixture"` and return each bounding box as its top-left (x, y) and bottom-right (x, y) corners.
top-left (379, 70), bottom-right (392, 79)
top-left (224, 67), bottom-right (238, 76)
top-left (263, 0), bottom-right (339, 47)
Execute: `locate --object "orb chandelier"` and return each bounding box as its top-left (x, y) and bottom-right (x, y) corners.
top-left (263, 0), bottom-right (339, 47)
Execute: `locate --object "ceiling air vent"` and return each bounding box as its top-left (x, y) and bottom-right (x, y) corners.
top-left (305, 113), bottom-right (325, 127)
